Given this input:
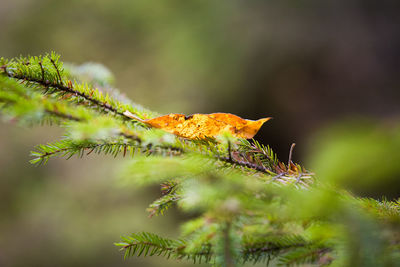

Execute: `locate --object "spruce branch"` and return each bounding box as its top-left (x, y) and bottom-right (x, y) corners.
top-left (278, 247), bottom-right (332, 266)
top-left (147, 181), bottom-right (181, 217)
top-left (218, 155), bottom-right (270, 174)
top-left (0, 75), bottom-right (142, 143)
top-left (45, 109), bottom-right (81, 121)
top-left (2, 54), bottom-right (312, 180)
top-left (30, 140), bottom-right (133, 165)
top-left (5, 69), bottom-right (129, 118)
top-left (6, 53), bottom-right (378, 266)
top-left (29, 137), bottom-right (184, 166)
top-left (1, 53), bottom-right (149, 121)
top-left (116, 232), bottom-right (212, 263)
top-left (118, 231), bottom-right (327, 266)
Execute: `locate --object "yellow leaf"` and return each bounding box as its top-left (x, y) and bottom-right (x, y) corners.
top-left (124, 111), bottom-right (271, 139)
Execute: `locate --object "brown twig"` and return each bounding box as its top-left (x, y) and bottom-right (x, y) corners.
top-left (39, 61), bottom-right (45, 82)
top-left (50, 58), bottom-right (63, 85)
top-left (45, 109), bottom-right (81, 121)
top-left (287, 143), bottom-right (296, 169)
top-left (219, 155), bottom-right (269, 174)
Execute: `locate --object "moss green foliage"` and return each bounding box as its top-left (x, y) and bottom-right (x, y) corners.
top-left (1, 53), bottom-right (399, 266)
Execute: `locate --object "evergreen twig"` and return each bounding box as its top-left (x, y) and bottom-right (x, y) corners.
top-left (1, 53), bottom-right (397, 266)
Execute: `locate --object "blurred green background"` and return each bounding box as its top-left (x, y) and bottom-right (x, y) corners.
top-left (1, 0), bottom-right (399, 266)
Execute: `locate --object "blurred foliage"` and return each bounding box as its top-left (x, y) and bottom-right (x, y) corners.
top-left (308, 119), bottom-right (400, 199)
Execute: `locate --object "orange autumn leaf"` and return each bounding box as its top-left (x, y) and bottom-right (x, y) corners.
top-left (124, 111), bottom-right (271, 140)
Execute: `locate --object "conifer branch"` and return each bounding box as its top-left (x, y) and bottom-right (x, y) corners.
top-left (116, 232), bottom-right (212, 263)
top-left (147, 191), bottom-right (181, 217)
top-left (1, 54), bottom-right (312, 182)
top-left (44, 109), bottom-right (82, 121)
top-left (30, 140), bottom-right (133, 165)
top-left (219, 155), bottom-right (270, 174)
top-left (278, 247), bottom-right (332, 266)
top-left (4, 70), bottom-right (131, 119)
top-left (1, 53), bottom-right (149, 121)
top-left (4, 53), bottom-right (395, 266)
